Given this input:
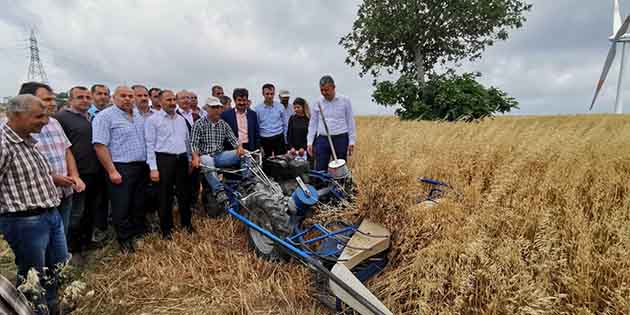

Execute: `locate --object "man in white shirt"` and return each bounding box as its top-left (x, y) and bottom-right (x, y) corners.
top-left (145, 90), bottom-right (194, 238)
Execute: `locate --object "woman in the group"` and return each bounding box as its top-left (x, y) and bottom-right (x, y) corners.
top-left (287, 97), bottom-right (310, 160)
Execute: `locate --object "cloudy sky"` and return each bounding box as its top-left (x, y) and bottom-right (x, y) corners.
top-left (0, 0), bottom-right (624, 115)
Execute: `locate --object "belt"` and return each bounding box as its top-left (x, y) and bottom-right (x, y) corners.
top-left (156, 152), bottom-right (188, 158)
top-left (0, 207), bottom-right (54, 218)
top-left (113, 161), bottom-right (146, 166)
top-left (317, 132), bottom-right (348, 138)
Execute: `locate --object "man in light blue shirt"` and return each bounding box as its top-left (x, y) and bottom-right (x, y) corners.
top-left (88, 84), bottom-right (111, 118)
top-left (92, 85), bottom-right (147, 253)
top-left (255, 83), bottom-right (286, 158)
top-left (307, 75), bottom-right (357, 171)
top-left (144, 89), bottom-right (193, 238)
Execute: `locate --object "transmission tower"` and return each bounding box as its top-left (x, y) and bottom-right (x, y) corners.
top-left (27, 29), bottom-right (48, 83)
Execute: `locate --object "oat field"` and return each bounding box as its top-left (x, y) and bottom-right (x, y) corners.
top-left (2, 115), bottom-right (630, 314)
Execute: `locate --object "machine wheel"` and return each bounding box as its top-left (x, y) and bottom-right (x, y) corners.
top-left (244, 184), bottom-right (292, 261)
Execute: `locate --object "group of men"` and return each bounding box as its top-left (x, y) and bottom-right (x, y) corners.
top-left (0, 75), bottom-right (356, 313)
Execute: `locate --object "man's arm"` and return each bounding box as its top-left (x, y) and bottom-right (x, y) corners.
top-left (145, 117), bottom-right (158, 171)
top-left (307, 100), bottom-right (320, 156)
top-left (145, 117), bottom-right (160, 182)
top-left (224, 121), bottom-right (239, 149)
top-left (190, 121), bottom-right (201, 168)
top-left (65, 149), bottom-right (85, 192)
top-left (94, 144), bottom-right (121, 184)
top-left (345, 97), bottom-right (357, 156)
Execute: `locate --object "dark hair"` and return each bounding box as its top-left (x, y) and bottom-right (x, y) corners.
top-left (149, 87), bottom-right (161, 96)
top-left (262, 83), bottom-right (275, 92)
top-left (293, 97), bottom-right (310, 119)
top-left (219, 96), bottom-right (231, 105)
top-left (68, 86), bottom-right (89, 100)
top-left (131, 84), bottom-right (148, 92)
top-left (18, 81), bottom-right (52, 96)
top-left (319, 75), bottom-right (335, 86)
top-left (90, 84), bottom-right (109, 94)
top-left (159, 89), bottom-right (174, 98)
top-left (293, 97), bottom-right (306, 107)
top-left (232, 88), bottom-right (249, 100)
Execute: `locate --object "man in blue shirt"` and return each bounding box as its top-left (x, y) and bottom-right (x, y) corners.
top-left (92, 85), bottom-right (148, 253)
top-left (88, 84), bottom-right (111, 117)
top-left (255, 83), bottom-right (286, 158)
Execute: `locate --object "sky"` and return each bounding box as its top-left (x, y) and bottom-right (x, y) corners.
top-left (0, 0), bottom-right (624, 115)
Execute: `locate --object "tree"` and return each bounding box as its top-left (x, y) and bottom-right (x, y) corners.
top-left (340, 0), bottom-right (532, 84)
top-left (55, 92), bottom-right (68, 110)
top-left (373, 71), bottom-right (519, 121)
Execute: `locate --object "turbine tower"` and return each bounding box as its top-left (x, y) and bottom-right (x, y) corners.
top-left (590, 0), bottom-right (630, 113)
top-left (26, 28), bottom-right (48, 83)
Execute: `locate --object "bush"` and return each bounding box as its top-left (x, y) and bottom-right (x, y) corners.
top-left (373, 72), bottom-right (519, 121)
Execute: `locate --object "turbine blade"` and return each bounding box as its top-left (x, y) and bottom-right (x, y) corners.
top-left (591, 42), bottom-right (619, 110)
top-left (614, 0), bottom-right (622, 35)
top-left (614, 15), bottom-right (630, 41)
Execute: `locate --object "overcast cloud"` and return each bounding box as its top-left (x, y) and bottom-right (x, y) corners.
top-left (0, 0), bottom-right (625, 115)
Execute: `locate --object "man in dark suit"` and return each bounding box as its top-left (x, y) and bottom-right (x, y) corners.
top-left (220, 88), bottom-right (260, 152)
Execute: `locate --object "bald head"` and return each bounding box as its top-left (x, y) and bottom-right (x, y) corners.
top-left (113, 85), bottom-right (135, 113)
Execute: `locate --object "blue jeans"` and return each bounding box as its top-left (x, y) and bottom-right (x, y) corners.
top-left (57, 195), bottom-right (72, 238)
top-left (200, 151), bottom-right (249, 193)
top-left (314, 133), bottom-right (349, 171)
top-left (0, 209), bottom-right (69, 310)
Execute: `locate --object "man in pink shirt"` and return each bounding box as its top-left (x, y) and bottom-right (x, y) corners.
top-left (220, 88), bottom-right (260, 152)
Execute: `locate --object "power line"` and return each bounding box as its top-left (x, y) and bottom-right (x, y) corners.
top-left (26, 29), bottom-right (48, 83)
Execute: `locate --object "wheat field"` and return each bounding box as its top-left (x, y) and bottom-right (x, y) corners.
top-left (2, 115), bottom-right (630, 314)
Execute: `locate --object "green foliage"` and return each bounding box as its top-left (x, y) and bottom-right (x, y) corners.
top-left (373, 72), bottom-right (519, 121)
top-left (340, 0), bottom-right (532, 79)
top-left (55, 92), bottom-right (68, 110)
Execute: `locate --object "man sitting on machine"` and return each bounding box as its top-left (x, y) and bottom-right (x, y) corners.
top-left (191, 96), bottom-right (249, 205)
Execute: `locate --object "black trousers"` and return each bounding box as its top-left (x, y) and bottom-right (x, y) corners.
top-left (109, 162), bottom-right (148, 242)
top-left (69, 173), bottom-right (104, 250)
top-left (93, 166), bottom-right (109, 231)
top-left (156, 153), bottom-right (192, 234)
top-left (261, 133), bottom-right (286, 158)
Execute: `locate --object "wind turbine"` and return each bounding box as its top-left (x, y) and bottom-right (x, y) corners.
top-left (590, 0), bottom-right (630, 113)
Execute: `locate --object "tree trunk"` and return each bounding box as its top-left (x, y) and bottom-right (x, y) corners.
top-left (415, 47), bottom-right (425, 84)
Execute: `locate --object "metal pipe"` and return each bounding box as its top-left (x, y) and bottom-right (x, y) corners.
top-left (226, 207), bottom-right (388, 315)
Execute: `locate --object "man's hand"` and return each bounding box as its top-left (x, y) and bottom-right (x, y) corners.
top-left (150, 170), bottom-right (160, 182)
top-left (188, 162), bottom-right (193, 175)
top-left (236, 145), bottom-right (245, 157)
top-left (109, 170), bottom-right (123, 185)
top-left (72, 176), bottom-right (86, 193)
top-left (52, 175), bottom-right (75, 187)
top-left (191, 155), bottom-right (200, 169)
top-left (307, 144), bottom-right (313, 157)
top-left (347, 144), bottom-right (355, 157)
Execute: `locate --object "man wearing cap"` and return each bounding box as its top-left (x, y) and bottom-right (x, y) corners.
top-left (145, 89), bottom-right (193, 238)
top-left (307, 75), bottom-right (357, 171)
top-left (191, 96), bottom-right (247, 204)
top-left (278, 89), bottom-right (294, 127)
top-left (93, 85), bottom-right (148, 253)
top-left (255, 83), bottom-right (286, 158)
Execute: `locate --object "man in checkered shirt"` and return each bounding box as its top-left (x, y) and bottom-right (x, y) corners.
top-left (0, 95), bottom-right (69, 315)
top-left (191, 96), bottom-right (248, 204)
top-left (19, 82), bottom-right (86, 243)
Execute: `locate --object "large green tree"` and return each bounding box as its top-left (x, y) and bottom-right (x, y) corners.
top-left (340, 0), bottom-right (532, 84)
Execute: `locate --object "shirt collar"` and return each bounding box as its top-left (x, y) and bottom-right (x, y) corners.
top-left (3, 123), bottom-right (27, 144)
top-left (65, 107), bottom-right (91, 119)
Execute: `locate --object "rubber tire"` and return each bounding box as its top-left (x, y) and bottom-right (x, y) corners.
top-left (244, 183), bottom-right (292, 261)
